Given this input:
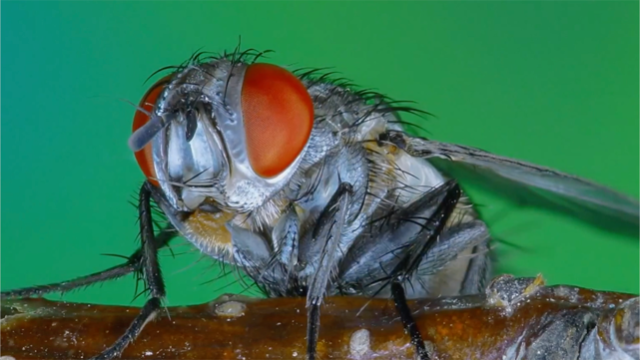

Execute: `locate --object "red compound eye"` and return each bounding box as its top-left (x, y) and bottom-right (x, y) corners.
top-left (241, 63), bottom-right (314, 178)
top-left (132, 76), bottom-right (171, 186)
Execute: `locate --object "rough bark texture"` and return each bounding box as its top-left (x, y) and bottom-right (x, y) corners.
top-left (2, 275), bottom-right (638, 360)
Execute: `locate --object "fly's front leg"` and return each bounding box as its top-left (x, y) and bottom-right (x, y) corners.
top-left (0, 218), bottom-right (175, 300)
top-left (91, 181), bottom-right (167, 360)
top-left (305, 182), bottom-right (353, 360)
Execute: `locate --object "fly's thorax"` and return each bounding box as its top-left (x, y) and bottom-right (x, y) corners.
top-left (131, 59), bottom-right (315, 214)
top-left (304, 82), bottom-right (391, 142)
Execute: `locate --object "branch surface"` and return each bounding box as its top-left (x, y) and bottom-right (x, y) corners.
top-left (2, 275), bottom-right (638, 360)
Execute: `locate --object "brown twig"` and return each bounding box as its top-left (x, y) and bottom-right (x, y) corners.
top-left (2, 275), bottom-right (638, 360)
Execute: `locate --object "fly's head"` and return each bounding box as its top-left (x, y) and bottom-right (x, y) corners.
top-left (129, 59), bottom-right (315, 214)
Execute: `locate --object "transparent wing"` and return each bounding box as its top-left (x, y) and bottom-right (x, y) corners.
top-left (386, 130), bottom-right (639, 234)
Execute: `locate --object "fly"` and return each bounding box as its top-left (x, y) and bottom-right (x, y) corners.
top-left (2, 47), bottom-right (638, 360)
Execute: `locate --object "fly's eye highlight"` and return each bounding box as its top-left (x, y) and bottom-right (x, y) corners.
top-left (241, 63), bottom-right (314, 178)
top-left (132, 76), bottom-right (170, 186)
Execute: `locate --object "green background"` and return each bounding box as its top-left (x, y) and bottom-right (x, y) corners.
top-left (2, 2), bottom-right (638, 307)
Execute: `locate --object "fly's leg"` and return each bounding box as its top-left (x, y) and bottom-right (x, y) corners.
top-left (91, 181), bottom-right (167, 360)
top-left (0, 222), bottom-right (175, 300)
top-left (306, 183), bottom-right (353, 360)
top-left (307, 304), bottom-right (321, 360)
top-left (389, 181), bottom-right (462, 284)
top-left (391, 281), bottom-right (430, 360)
top-left (379, 129), bottom-right (496, 295)
top-left (388, 181), bottom-right (461, 360)
top-left (340, 180), bottom-right (484, 297)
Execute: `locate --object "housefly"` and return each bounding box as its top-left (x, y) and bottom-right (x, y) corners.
top-left (2, 48), bottom-right (638, 360)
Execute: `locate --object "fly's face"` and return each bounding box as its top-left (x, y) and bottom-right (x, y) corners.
top-left (130, 60), bottom-right (315, 213)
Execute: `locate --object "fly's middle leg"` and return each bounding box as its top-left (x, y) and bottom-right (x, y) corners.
top-left (389, 181), bottom-right (462, 360)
